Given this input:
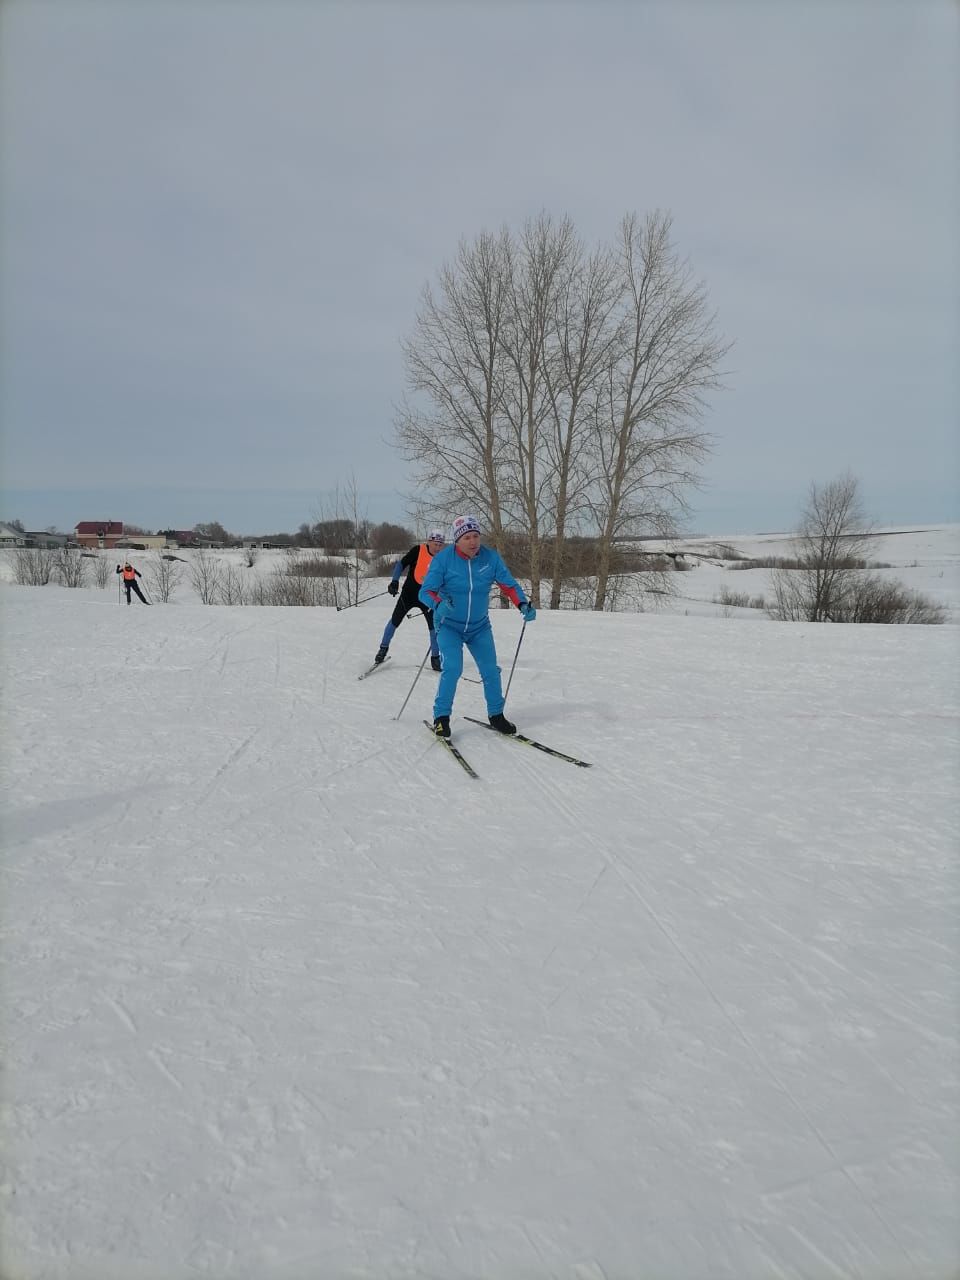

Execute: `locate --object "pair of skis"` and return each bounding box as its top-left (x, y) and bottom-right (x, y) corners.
top-left (424, 716), bottom-right (591, 779)
top-left (362, 660), bottom-right (591, 777)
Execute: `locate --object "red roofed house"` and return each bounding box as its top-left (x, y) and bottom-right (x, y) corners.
top-left (74, 521), bottom-right (125, 549)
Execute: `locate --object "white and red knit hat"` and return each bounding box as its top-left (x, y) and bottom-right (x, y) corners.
top-left (451, 515), bottom-right (481, 543)
top-left (427, 528), bottom-right (446, 544)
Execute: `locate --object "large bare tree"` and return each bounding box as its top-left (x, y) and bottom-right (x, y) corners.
top-left (396, 228), bottom-right (512, 542)
top-left (497, 213), bottom-right (578, 602)
top-left (396, 210), bottom-right (728, 611)
top-left (542, 241), bottom-right (622, 607)
top-left (587, 212), bottom-right (729, 610)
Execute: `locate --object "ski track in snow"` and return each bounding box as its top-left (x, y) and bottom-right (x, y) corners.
top-left (469, 725), bottom-right (921, 1271)
top-left (1, 563), bottom-right (958, 1280)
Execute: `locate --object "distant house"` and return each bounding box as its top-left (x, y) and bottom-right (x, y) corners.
top-left (26, 531), bottom-right (69, 549)
top-left (115, 534), bottom-right (168, 551)
top-left (0, 522), bottom-right (26, 547)
top-left (75, 521), bottom-right (125, 549)
top-left (0, 522), bottom-right (25, 546)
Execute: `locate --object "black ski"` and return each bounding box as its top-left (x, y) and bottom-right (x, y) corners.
top-left (463, 716), bottom-right (592, 768)
top-left (358, 656), bottom-right (391, 680)
top-left (423, 721), bottom-right (479, 779)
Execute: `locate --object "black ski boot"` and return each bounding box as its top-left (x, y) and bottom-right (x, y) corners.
top-left (374, 646), bottom-right (389, 665)
top-left (488, 713), bottom-right (516, 735)
top-left (433, 715), bottom-right (451, 739)
top-left (431, 655), bottom-right (442, 672)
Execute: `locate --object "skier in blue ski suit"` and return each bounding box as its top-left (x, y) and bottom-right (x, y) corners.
top-left (419, 515), bottom-right (536, 739)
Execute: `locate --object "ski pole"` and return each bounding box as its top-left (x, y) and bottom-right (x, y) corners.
top-left (393, 647), bottom-right (432, 721)
top-left (336, 589), bottom-right (391, 612)
top-left (502, 617), bottom-right (528, 709)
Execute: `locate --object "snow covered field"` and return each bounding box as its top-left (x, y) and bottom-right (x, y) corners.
top-left (2, 526), bottom-right (959, 1279)
top-left (648, 525), bottom-right (960, 624)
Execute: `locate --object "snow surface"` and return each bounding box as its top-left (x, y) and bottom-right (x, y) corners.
top-left (2, 528), bottom-right (959, 1280)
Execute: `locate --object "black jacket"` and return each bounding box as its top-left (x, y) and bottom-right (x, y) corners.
top-left (395, 544), bottom-right (435, 602)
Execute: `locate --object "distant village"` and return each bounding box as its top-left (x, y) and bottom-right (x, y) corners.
top-left (0, 517), bottom-right (415, 555)
top-left (0, 521), bottom-right (292, 552)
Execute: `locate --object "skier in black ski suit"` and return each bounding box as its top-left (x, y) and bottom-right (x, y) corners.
top-left (374, 530), bottom-right (446, 670)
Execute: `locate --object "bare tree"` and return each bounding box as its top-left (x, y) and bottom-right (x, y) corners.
top-left (770, 473), bottom-right (876, 622)
top-left (217, 563), bottom-right (248, 606)
top-left (587, 212), bottom-right (729, 610)
top-left (397, 227), bottom-right (513, 540)
top-left (270, 548), bottom-right (342, 606)
top-left (307, 477), bottom-right (369, 607)
top-left (11, 548), bottom-right (55, 585)
top-left (194, 521), bottom-right (232, 546)
top-left (56, 547), bottom-right (88, 588)
top-left (340, 475), bottom-right (368, 607)
top-left (92, 554), bottom-right (112, 589)
top-left (189, 549), bottom-right (223, 604)
top-left (395, 210), bottom-right (728, 612)
top-left (497, 213), bottom-right (579, 603)
top-left (145, 551), bottom-right (184, 604)
top-left (369, 522), bottom-right (414, 553)
top-left (542, 241), bottom-right (622, 608)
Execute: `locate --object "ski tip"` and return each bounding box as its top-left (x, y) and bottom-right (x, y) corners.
top-left (358, 655), bottom-right (391, 679)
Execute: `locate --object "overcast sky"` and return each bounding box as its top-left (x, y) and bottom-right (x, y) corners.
top-left (1, 0), bottom-right (956, 536)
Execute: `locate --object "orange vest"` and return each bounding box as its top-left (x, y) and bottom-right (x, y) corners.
top-left (413, 544), bottom-right (434, 584)
top-left (122, 566), bottom-right (136, 581)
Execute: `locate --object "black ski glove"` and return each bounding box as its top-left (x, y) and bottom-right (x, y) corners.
top-left (387, 580), bottom-right (399, 596)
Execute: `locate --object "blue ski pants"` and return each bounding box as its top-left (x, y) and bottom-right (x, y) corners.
top-left (433, 619), bottom-right (504, 719)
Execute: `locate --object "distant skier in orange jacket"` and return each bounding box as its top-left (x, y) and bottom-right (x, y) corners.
top-left (116, 562), bottom-right (149, 604)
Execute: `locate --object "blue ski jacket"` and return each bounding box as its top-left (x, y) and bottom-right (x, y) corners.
top-left (419, 544), bottom-right (526, 636)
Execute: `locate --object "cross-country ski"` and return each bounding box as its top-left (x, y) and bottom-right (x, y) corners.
top-left (422, 720), bottom-right (479, 778)
top-left (462, 715), bottom-right (592, 767)
top-left (357, 655), bottom-right (390, 680)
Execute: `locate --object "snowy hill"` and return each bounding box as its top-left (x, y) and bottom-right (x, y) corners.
top-left (1, 530), bottom-right (959, 1278)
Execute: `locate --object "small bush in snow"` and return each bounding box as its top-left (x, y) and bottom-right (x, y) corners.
top-left (715, 586), bottom-right (751, 609)
top-left (145, 552), bottom-right (184, 603)
top-left (91, 555), bottom-right (112, 589)
top-left (730, 555), bottom-right (890, 571)
top-left (10, 548), bottom-right (55, 586)
top-left (189, 549), bottom-right (223, 604)
top-left (217, 563), bottom-right (249, 606)
top-left (286, 552), bottom-right (349, 579)
top-left (56, 548), bottom-right (87, 588)
top-left (367, 554), bottom-right (396, 577)
top-left (844, 577), bottom-right (945, 624)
